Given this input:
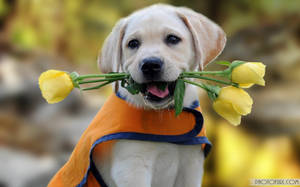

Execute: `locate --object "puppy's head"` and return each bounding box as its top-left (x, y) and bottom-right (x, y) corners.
top-left (98, 4), bottom-right (226, 109)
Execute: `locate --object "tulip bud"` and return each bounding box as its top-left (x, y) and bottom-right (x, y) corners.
top-left (213, 86), bottom-right (253, 126)
top-left (39, 70), bottom-right (74, 104)
top-left (231, 62), bottom-right (266, 88)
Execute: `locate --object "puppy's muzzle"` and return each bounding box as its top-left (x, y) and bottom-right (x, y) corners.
top-left (138, 57), bottom-right (175, 104)
top-left (140, 57), bottom-right (164, 80)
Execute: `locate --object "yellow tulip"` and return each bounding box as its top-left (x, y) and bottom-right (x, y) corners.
top-left (39, 70), bottom-right (74, 104)
top-left (231, 62), bottom-right (266, 88)
top-left (213, 86), bottom-right (253, 126)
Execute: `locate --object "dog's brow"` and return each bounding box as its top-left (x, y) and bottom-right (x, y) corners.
top-left (124, 30), bottom-right (142, 42)
top-left (163, 27), bottom-right (184, 38)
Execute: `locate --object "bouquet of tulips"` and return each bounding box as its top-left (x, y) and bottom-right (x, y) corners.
top-left (39, 60), bottom-right (266, 126)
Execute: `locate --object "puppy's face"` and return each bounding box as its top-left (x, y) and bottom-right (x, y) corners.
top-left (99, 5), bottom-right (226, 109)
top-left (122, 9), bottom-right (194, 108)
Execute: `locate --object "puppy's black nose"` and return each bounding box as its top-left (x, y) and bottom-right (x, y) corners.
top-left (140, 57), bottom-right (163, 79)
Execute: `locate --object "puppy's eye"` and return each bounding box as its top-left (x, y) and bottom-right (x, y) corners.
top-left (127, 39), bottom-right (140, 49)
top-left (165, 34), bottom-right (181, 45)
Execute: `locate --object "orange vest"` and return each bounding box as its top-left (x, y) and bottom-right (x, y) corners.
top-left (48, 93), bottom-right (211, 187)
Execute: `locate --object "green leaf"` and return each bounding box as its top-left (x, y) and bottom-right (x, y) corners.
top-left (69, 72), bottom-right (80, 88)
top-left (205, 84), bottom-right (221, 95)
top-left (229, 60), bottom-right (245, 70)
top-left (202, 84), bottom-right (221, 101)
top-left (125, 83), bottom-right (141, 94)
top-left (69, 72), bottom-right (79, 80)
top-left (174, 79), bottom-right (186, 116)
top-left (216, 61), bottom-right (231, 66)
top-left (123, 77), bottom-right (142, 95)
top-left (207, 91), bottom-right (217, 101)
top-left (156, 82), bottom-right (168, 91)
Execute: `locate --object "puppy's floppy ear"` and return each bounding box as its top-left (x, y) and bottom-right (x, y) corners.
top-left (176, 7), bottom-right (226, 70)
top-left (98, 18), bottom-right (127, 73)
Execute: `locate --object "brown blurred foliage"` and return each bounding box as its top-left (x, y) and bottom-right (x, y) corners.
top-left (0, 0), bottom-right (300, 187)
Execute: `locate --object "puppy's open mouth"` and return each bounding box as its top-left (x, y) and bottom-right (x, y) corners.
top-left (140, 81), bottom-right (176, 102)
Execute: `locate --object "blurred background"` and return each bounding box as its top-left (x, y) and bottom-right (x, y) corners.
top-left (0, 0), bottom-right (300, 186)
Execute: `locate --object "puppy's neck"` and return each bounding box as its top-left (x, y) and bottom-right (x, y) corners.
top-left (115, 82), bottom-right (200, 110)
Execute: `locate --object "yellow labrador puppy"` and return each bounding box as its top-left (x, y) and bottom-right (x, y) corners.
top-left (96, 4), bottom-right (226, 187)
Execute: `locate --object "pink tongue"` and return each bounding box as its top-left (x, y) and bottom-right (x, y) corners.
top-left (147, 85), bottom-right (169, 98)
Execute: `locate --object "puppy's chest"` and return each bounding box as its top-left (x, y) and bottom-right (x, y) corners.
top-left (95, 140), bottom-right (204, 186)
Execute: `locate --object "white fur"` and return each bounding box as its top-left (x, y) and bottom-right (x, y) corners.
top-left (95, 4), bottom-right (226, 187)
top-left (94, 140), bottom-right (205, 187)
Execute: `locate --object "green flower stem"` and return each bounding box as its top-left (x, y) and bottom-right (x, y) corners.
top-left (78, 78), bottom-right (124, 84)
top-left (77, 73), bottom-right (129, 80)
top-left (181, 79), bottom-right (220, 101)
top-left (182, 69), bottom-right (232, 79)
top-left (181, 79), bottom-right (209, 92)
top-left (182, 79), bottom-right (222, 102)
top-left (183, 70), bottom-right (225, 75)
top-left (180, 74), bottom-right (235, 86)
top-left (82, 81), bottom-right (115, 91)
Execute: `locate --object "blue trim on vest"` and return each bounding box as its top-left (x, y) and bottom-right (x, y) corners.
top-left (90, 158), bottom-right (108, 187)
top-left (76, 94), bottom-right (211, 187)
top-left (190, 100), bottom-right (200, 109)
top-left (116, 91), bottom-right (127, 100)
